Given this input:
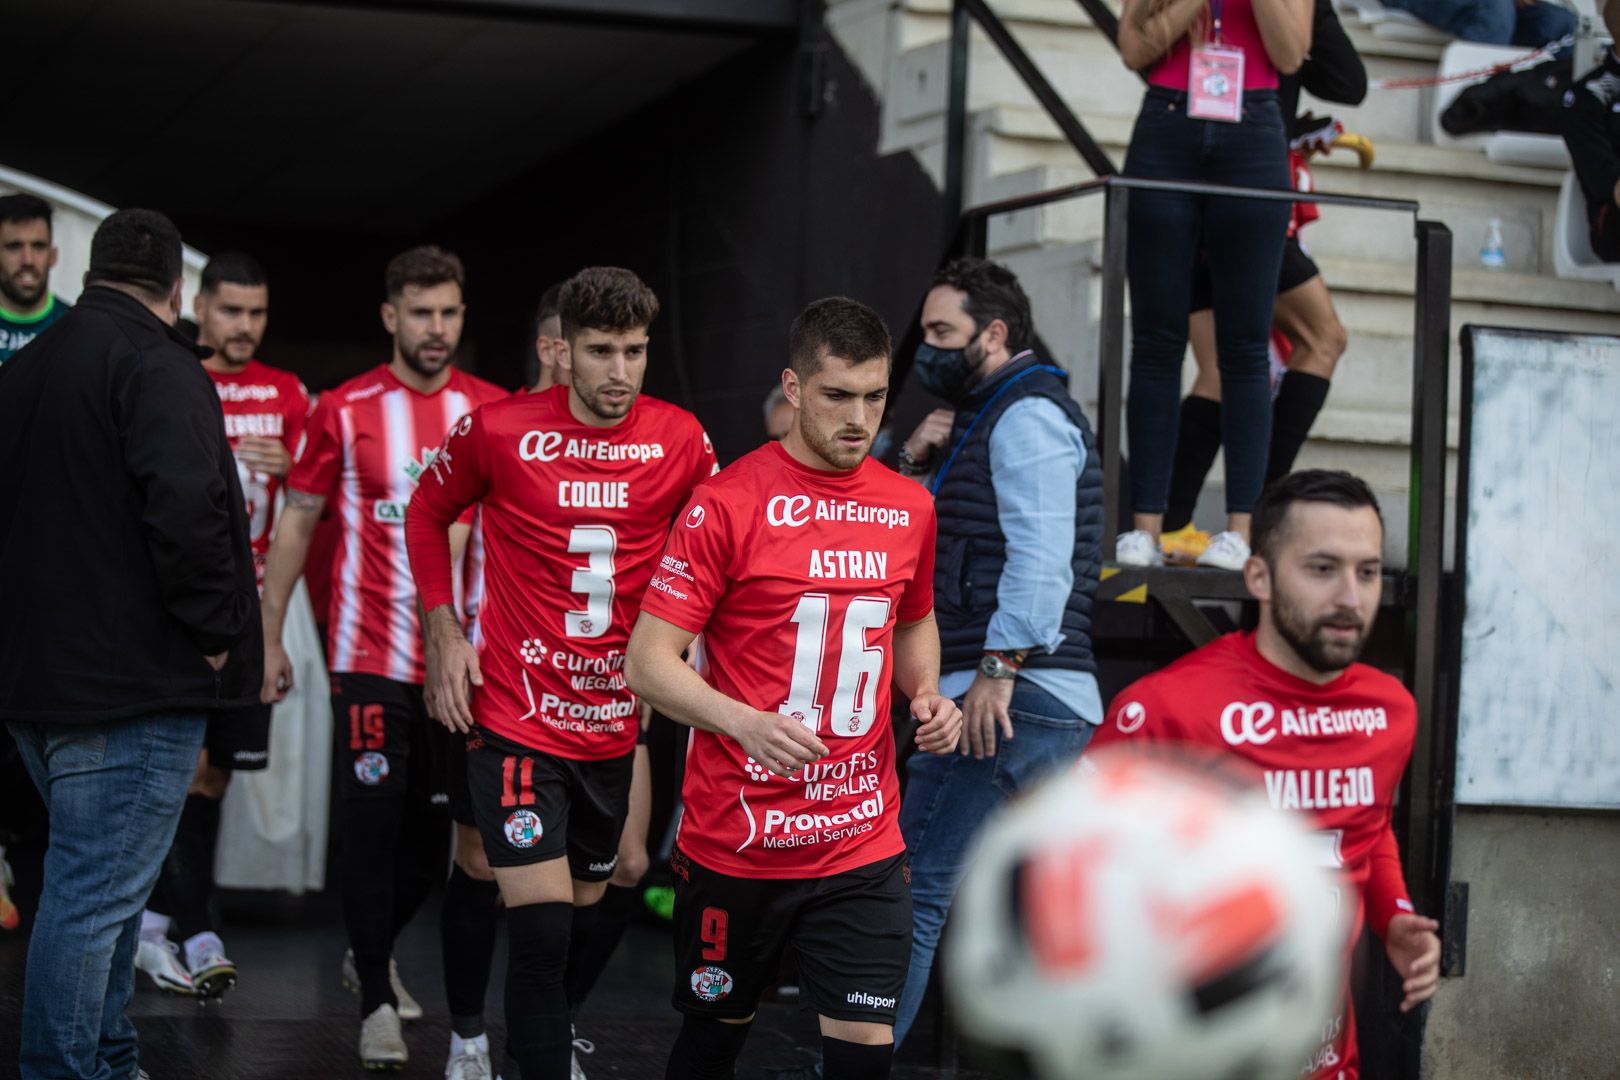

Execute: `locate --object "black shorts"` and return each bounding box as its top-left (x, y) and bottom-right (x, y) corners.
top-left (669, 849), bottom-right (911, 1023)
top-left (331, 672), bottom-right (450, 806)
top-left (465, 727), bottom-right (634, 878)
top-left (447, 733), bottom-right (475, 826)
top-left (204, 701), bottom-right (272, 772)
top-left (1190, 235), bottom-right (1319, 313)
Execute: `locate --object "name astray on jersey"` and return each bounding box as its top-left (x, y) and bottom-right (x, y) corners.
top-left (640, 441), bottom-right (938, 879)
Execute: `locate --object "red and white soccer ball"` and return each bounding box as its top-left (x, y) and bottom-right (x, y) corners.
top-left (945, 746), bottom-right (1347, 1080)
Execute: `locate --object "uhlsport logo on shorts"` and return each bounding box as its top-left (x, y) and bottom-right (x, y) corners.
top-left (690, 965), bottom-right (734, 1002)
top-left (504, 809), bottom-right (542, 849)
top-left (353, 752), bottom-right (389, 785)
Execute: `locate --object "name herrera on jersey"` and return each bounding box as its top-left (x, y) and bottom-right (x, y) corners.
top-left (807, 549), bottom-right (888, 580)
top-left (519, 429), bottom-right (666, 463)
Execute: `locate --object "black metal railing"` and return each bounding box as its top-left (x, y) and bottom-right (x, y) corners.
top-left (924, 0), bottom-right (1463, 1042)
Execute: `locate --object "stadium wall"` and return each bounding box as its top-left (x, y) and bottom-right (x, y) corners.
top-left (1423, 809), bottom-right (1620, 1078)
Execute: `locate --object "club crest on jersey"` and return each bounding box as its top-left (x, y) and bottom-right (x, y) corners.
top-left (504, 809), bottom-right (542, 849)
top-left (690, 966), bottom-right (734, 1002)
top-left (353, 752), bottom-right (389, 785)
top-left (403, 447), bottom-right (439, 484)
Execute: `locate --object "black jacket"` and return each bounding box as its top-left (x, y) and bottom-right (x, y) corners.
top-left (0, 287), bottom-right (262, 722)
top-left (1282, 0), bottom-right (1369, 129)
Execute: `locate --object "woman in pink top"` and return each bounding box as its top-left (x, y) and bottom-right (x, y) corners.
top-left (1113, 0), bottom-right (1313, 571)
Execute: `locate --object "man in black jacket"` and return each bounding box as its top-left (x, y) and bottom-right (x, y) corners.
top-left (0, 208), bottom-right (261, 1080)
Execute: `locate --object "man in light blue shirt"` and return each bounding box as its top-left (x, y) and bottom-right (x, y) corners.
top-left (888, 257), bottom-right (1106, 1050)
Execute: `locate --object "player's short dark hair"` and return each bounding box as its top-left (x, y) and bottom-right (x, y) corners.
top-left (385, 244), bottom-right (464, 300)
top-left (559, 267), bottom-right (658, 341)
top-left (201, 251), bottom-right (267, 294)
top-left (533, 281), bottom-right (564, 338)
top-left (930, 256), bottom-right (1033, 354)
top-left (0, 193), bottom-right (53, 234)
top-left (85, 208), bottom-right (184, 300)
top-left (788, 297), bottom-right (891, 378)
top-left (1251, 470), bottom-right (1384, 564)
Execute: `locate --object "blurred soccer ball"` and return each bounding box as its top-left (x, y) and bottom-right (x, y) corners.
top-left (945, 746), bottom-right (1346, 1080)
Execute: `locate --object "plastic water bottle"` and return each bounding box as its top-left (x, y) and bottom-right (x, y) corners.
top-left (1481, 219), bottom-right (1506, 270)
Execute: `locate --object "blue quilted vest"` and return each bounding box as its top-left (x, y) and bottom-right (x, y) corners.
top-left (930, 354), bottom-right (1103, 677)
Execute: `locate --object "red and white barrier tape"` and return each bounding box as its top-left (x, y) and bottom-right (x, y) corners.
top-left (1367, 35), bottom-right (1573, 90)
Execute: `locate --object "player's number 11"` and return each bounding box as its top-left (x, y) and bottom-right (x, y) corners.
top-left (780, 593), bottom-right (891, 738)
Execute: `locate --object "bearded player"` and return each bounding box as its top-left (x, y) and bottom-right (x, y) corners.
top-left (406, 267), bottom-right (717, 1080)
top-left (260, 245), bottom-right (505, 1069)
top-left (136, 252), bottom-right (309, 999)
top-left (626, 297), bottom-right (963, 1080)
top-left (1088, 469), bottom-right (1442, 1080)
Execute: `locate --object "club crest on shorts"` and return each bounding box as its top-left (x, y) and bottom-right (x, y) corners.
top-left (504, 809), bottom-right (542, 849)
top-left (353, 751), bottom-right (389, 785)
top-left (690, 965), bottom-right (734, 1002)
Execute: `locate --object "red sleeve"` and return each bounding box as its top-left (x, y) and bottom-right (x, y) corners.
top-left (1362, 812), bottom-right (1416, 938)
top-left (406, 410), bottom-right (489, 613)
top-left (639, 490), bottom-right (735, 636)
top-left (897, 509), bottom-right (937, 623)
top-left (439, 410), bottom-right (481, 528)
top-left (689, 425), bottom-right (720, 491)
top-left (280, 378), bottom-right (312, 456)
top-left (287, 392), bottom-right (342, 500)
top-left (1088, 678), bottom-right (1176, 753)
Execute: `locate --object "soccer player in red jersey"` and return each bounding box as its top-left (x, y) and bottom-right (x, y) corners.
top-left (625, 297), bottom-right (964, 1080)
top-left (136, 252), bottom-right (311, 1000)
top-left (1088, 469), bottom-right (1442, 1080)
top-left (406, 267), bottom-right (718, 1080)
top-left (259, 245), bottom-right (505, 1069)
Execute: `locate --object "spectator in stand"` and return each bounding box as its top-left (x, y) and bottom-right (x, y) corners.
top-left (1561, 0), bottom-right (1620, 262)
top-left (1115, 0), bottom-right (1315, 571)
top-left (1162, 0), bottom-right (1368, 559)
top-left (1382, 0), bottom-right (1575, 48)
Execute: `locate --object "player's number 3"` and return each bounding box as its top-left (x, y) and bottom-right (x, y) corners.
top-left (567, 524), bottom-right (616, 639)
top-left (780, 594), bottom-right (891, 738)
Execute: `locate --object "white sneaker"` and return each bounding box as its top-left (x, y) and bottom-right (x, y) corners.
top-left (135, 936), bottom-right (196, 995)
top-left (343, 949), bottom-right (423, 1021)
top-left (185, 931), bottom-right (237, 999)
top-left (360, 1003), bottom-right (408, 1071)
top-left (1196, 530), bottom-right (1251, 571)
top-left (444, 1045), bottom-right (492, 1080)
top-left (1114, 529), bottom-right (1164, 567)
top-left (571, 1032), bottom-right (595, 1080)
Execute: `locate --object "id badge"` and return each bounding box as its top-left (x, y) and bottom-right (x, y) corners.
top-left (1188, 44), bottom-right (1245, 123)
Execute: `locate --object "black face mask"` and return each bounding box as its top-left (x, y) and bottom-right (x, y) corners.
top-left (913, 332), bottom-right (984, 403)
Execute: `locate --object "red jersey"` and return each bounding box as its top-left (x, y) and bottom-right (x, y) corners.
top-left (639, 442), bottom-right (937, 879)
top-left (207, 359), bottom-right (311, 588)
top-left (288, 364), bottom-right (505, 683)
top-left (406, 385), bottom-right (717, 759)
top-left (1090, 632), bottom-right (1417, 1080)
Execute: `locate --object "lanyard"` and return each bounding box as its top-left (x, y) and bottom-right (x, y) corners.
top-left (929, 358), bottom-right (1063, 496)
top-left (1210, 0), bottom-right (1226, 43)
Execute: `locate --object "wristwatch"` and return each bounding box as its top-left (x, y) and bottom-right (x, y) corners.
top-left (896, 446), bottom-right (927, 476)
top-left (978, 650), bottom-right (1027, 680)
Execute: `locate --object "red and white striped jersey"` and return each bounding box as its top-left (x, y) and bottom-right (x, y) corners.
top-left (207, 359), bottom-right (311, 589)
top-left (288, 363), bottom-right (505, 683)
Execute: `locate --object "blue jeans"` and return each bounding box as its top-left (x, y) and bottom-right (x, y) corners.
top-left (892, 681), bottom-right (1094, 1048)
top-left (1382, 0), bottom-right (1574, 46)
top-left (1124, 87), bottom-right (1291, 516)
top-left (8, 714), bottom-right (206, 1080)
